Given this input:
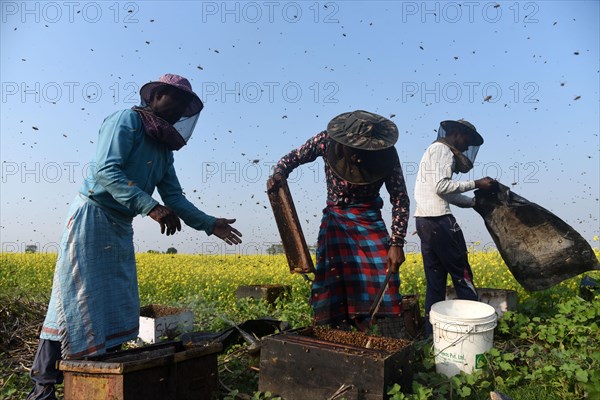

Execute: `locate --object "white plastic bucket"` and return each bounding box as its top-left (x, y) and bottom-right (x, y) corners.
top-left (430, 299), bottom-right (497, 377)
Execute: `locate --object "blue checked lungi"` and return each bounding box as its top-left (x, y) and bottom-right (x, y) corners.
top-left (311, 196), bottom-right (402, 326)
top-left (40, 195), bottom-right (139, 358)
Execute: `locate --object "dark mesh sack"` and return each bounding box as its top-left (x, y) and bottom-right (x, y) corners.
top-left (474, 182), bottom-right (599, 291)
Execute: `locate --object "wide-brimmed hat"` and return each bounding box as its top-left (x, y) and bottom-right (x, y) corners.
top-left (440, 119), bottom-right (483, 146)
top-left (140, 73), bottom-right (203, 117)
top-left (325, 110), bottom-right (399, 184)
top-left (327, 110), bottom-right (399, 150)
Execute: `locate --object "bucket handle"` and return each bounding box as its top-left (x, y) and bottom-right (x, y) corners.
top-left (432, 325), bottom-right (475, 357)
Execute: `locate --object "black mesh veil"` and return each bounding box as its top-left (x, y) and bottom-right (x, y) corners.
top-left (437, 123), bottom-right (481, 168)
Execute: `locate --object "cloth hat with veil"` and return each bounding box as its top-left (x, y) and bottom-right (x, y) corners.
top-left (136, 74), bottom-right (204, 149)
top-left (139, 73), bottom-right (204, 117)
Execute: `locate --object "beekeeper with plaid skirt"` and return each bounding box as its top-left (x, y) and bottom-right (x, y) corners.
top-left (268, 110), bottom-right (410, 335)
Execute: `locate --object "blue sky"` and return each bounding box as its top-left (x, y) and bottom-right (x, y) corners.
top-left (1, 0), bottom-right (599, 255)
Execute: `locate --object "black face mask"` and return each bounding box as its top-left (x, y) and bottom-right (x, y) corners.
top-left (326, 139), bottom-right (398, 184)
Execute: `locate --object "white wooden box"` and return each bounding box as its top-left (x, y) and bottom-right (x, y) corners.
top-left (138, 304), bottom-right (194, 344)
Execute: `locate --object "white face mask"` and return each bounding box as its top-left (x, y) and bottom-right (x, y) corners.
top-left (172, 113), bottom-right (200, 143)
top-left (139, 98), bottom-right (201, 144)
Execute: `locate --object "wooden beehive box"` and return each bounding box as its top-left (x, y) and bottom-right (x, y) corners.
top-left (446, 287), bottom-right (517, 318)
top-left (259, 327), bottom-right (413, 400)
top-left (236, 284), bottom-right (291, 305)
top-left (401, 294), bottom-right (424, 339)
top-left (58, 341), bottom-right (222, 400)
top-left (139, 304), bottom-right (194, 344)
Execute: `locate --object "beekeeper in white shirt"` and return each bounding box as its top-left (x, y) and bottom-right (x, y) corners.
top-left (414, 119), bottom-right (495, 336)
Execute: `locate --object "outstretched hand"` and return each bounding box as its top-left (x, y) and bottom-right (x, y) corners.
top-left (213, 218), bottom-right (243, 245)
top-left (148, 205), bottom-right (181, 236)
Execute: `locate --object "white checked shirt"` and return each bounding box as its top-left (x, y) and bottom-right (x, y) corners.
top-left (414, 142), bottom-right (476, 217)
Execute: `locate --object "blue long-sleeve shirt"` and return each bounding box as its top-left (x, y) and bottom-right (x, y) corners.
top-left (80, 109), bottom-right (216, 234)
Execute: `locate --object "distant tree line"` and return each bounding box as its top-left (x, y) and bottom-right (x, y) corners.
top-left (143, 244), bottom-right (319, 256)
top-left (266, 243), bottom-right (317, 255)
top-left (147, 247), bottom-right (178, 254)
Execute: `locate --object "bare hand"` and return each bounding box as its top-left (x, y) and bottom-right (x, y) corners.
top-left (213, 218), bottom-right (243, 245)
top-left (386, 246), bottom-right (405, 273)
top-left (475, 177), bottom-right (497, 191)
top-left (267, 173), bottom-right (284, 194)
top-left (148, 205), bottom-right (181, 236)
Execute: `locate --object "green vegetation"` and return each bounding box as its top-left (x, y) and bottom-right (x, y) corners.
top-left (1, 251), bottom-right (599, 399)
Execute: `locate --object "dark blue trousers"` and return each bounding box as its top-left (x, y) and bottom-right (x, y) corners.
top-left (416, 215), bottom-right (478, 336)
top-left (27, 340), bottom-right (62, 400)
top-left (27, 339), bottom-right (122, 400)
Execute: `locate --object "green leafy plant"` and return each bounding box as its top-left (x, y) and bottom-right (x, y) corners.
top-left (2, 253), bottom-right (598, 399)
top-left (489, 295), bottom-right (600, 399)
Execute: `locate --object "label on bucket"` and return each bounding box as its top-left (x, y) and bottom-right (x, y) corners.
top-left (475, 354), bottom-right (486, 369)
top-left (438, 351), bottom-right (466, 362)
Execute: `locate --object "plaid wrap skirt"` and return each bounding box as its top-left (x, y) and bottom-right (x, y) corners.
top-left (311, 197), bottom-right (402, 326)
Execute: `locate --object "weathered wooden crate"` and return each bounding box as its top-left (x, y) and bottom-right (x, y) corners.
top-left (58, 341), bottom-right (222, 400)
top-left (236, 284), bottom-right (291, 305)
top-left (446, 287), bottom-right (517, 318)
top-left (259, 327), bottom-right (413, 400)
top-left (401, 294), bottom-right (423, 339)
top-left (139, 304), bottom-right (194, 344)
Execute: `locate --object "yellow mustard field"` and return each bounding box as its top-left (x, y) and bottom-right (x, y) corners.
top-left (3, 250), bottom-right (598, 331)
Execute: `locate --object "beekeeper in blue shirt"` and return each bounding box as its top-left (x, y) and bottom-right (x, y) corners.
top-left (27, 73), bottom-right (242, 400)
